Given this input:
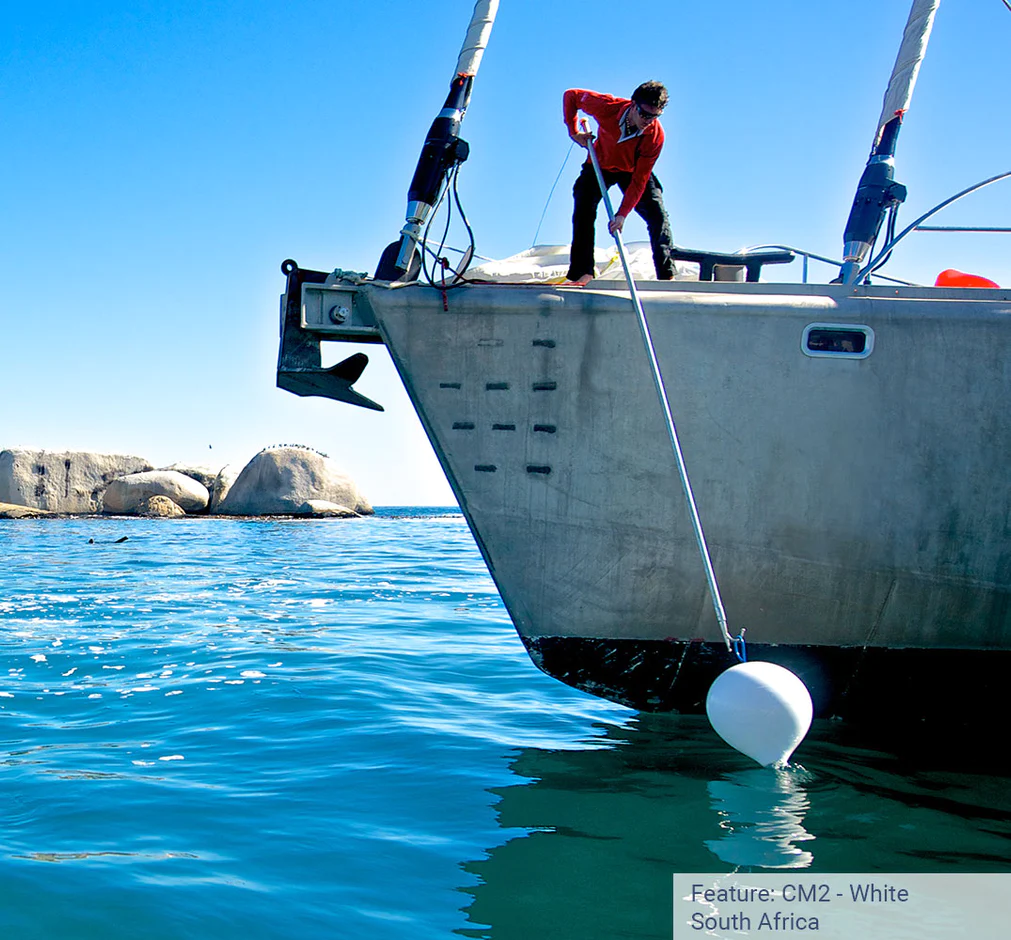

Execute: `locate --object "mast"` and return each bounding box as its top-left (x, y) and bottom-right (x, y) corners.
top-left (375, 1), bottom-right (499, 282)
top-left (839, 0), bottom-right (940, 284)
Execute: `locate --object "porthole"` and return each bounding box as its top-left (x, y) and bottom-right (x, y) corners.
top-left (801, 322), bottom-right (874, 359)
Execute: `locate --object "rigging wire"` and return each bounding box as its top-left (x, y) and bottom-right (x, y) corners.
top-left (857, 168), bottom-right (1011, 281)
top-left (531, 141), bottom-right (576, 247)
top-left (865, 202), bottom-right (900, 280)
top-left (451, 164), bottom-right (477, 273)
top-left (421, 163), bottom-right (478, 289)
top-left (420, 164), bottom-right (454, 286)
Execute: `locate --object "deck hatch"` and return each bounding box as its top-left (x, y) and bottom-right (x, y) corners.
top-left (802, 322), bottom-right (874, 359)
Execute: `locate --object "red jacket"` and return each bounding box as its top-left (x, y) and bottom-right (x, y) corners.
top-left (563, 88), bottom-right (664, 219)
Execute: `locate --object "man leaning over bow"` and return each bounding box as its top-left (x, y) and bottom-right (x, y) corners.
top-left (562, 81), bottom-right (675, 285)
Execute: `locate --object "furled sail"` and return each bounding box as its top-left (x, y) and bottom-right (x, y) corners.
top-left (875, 0), bottom-right (939, 142)
top-left (375, 1), bottom-right (500, 282)
top-left (455, 0), bottom-right (498, 77)
top-left (840, 0), bottom-right (941, 284)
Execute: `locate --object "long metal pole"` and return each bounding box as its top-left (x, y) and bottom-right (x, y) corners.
top-left (580, 128), bottom-right (732, 649)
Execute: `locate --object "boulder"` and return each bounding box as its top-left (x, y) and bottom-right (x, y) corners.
top-left (140, 495), bottom-right (186, 517)
top-left (215, 446), bottom-right (372, 516)
top-left (209, 465), bottom-right (239, 512)
top-left (0, 449), bottom-right (153, 513)
top-left (159, 462), bottom-right (222, 490)
top-left (298, 500), bottom-right (360, 518)
top-left (102, 470), bottom-right (210, 515)
top-left (0, 501), bottom-right (53, 519)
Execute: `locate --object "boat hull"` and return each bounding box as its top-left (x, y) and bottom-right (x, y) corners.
top-left (523, 634), bottom-right (1007, 727)
top-left (349, 278), bottom-right (1011, 717)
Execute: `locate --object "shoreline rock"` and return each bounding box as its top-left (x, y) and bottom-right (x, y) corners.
top-left (214, 446), bottom-right (373, 516)
top-left (0, 449), bottom-right (152, 513)
top-left (209, 465), bottom-right (238, 512)
top-left (140, 495), bottom-right (187, 517)
top-left (103, 470), bottom-right (210, 515)
top-left (0, 445), bottom-right (373, 520)
top-left (298, 500), bottom-right (361, 518)
top-left (158, 463), bottom-right (220, 490)
top-left (0, 501), bottom-right (53, 519)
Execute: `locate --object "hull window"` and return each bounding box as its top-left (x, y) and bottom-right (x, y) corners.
top-left (802, 323), bottom-right (874, 359)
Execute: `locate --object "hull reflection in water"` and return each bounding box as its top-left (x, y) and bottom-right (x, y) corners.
top-left (457, 714), bottom-right (1011, 940)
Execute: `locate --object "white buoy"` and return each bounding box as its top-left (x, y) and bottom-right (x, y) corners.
top-left (706, 662), bottom-right (813, 767)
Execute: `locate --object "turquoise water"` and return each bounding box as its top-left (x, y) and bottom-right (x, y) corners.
top-left (1, 511), bottom-right (1008, 938)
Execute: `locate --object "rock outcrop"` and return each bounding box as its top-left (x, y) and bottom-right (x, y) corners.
top-left (140, 495), bottom-right (186, 517)
top-left (0, 449), bottom-right (153, 513)
top-left (214, 446), bottom-right (372, 516)
top-left (102, 470), bottom-right (210, 515)
top-left (0, 501), bottom-right (53, 519)
top-left (298, 500), bottom-right (360, 518)
top-left (1, 446), bottom-right (371, 519)
top-left (209, 465), bottom-right (239, 512)
top-left (159, 463), bottom-right (220, 490)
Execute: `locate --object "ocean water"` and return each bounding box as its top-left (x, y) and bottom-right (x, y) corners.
top-left (1, 510), bottom-right (1008, 939)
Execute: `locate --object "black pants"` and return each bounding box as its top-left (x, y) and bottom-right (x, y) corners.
top-left (567, 162), bottom-right (675, 281)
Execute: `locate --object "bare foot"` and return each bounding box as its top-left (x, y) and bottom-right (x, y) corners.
top-left (562, 274), bottom-right (593, 287)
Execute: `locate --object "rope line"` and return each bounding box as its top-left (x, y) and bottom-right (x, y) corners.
top-left (532, 141), bottom-right (575, 247)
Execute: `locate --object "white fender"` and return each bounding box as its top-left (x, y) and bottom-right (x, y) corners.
top-left (706, 662), bottom-right (813, 767)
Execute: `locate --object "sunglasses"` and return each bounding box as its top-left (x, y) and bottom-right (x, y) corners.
top-left (635, 102), bottom-right (662, 122)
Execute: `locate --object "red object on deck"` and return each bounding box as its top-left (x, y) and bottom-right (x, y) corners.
top-left (934, 268), bottom-right (1001, 289)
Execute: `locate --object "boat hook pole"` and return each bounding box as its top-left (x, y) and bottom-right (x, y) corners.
top-left (579, 121), bottom-right (733, 650)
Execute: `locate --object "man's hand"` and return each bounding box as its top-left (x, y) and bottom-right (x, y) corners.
top-left (569, 130), bottom-right (594, 149)
top-left (608, 214), bottom-right (626, 235)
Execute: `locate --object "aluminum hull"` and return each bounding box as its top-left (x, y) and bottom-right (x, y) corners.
top-left (289, 273), bottom-right (1011, 719)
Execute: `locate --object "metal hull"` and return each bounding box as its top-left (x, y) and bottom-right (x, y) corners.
top-left (291, 273), bottom-right (1011, 718)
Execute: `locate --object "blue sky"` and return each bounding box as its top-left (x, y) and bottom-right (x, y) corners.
top-left (2, 1), bottom-right (1008, 504)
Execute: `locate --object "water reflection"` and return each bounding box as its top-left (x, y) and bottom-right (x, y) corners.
top-left (706, 767), bottom-right (814, 869)
top-left (457, 714), bottom-right (811, 939)
top-left (458, 713), bottom-right (1011, 940)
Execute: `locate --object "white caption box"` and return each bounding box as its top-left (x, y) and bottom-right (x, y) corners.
top-left (673, 873), bottom-right (1008, 939)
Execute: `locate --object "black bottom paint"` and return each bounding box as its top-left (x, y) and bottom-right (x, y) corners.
top-left (523, 635), bottom-right (1006, 731)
